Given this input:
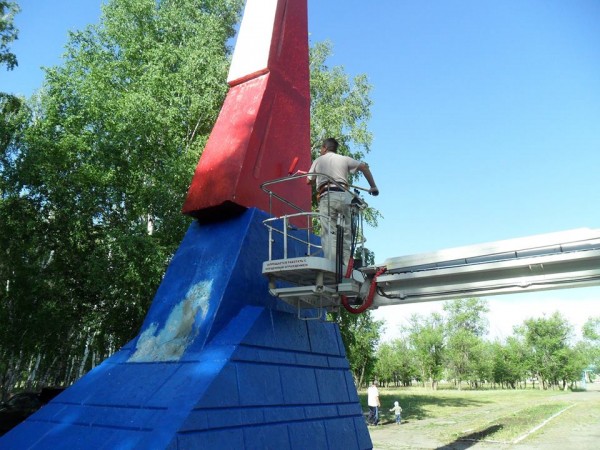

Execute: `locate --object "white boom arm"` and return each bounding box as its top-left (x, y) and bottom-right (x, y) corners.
top-left (361, 228), bottom-right (600, 308)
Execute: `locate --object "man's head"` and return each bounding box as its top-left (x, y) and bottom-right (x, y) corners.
top-left (321, 137), bottom-right (339, 155)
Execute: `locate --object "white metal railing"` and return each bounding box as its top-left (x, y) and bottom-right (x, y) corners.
top-left (262, 211), bottom-right (324, 260)
top-left (260, 174), bottom-right (368, 263)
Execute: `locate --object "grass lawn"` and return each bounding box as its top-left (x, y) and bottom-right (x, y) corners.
top-left (358, 385), bottom-right (597, 446)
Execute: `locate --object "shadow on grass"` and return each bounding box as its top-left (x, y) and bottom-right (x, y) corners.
top-left (436, 425), bottom-right (504, 449)
top-left (359, 392), bottom-right (491, 421)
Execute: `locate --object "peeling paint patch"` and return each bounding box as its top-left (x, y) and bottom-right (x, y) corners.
top-left (128, 280), bottom-right (213, 362)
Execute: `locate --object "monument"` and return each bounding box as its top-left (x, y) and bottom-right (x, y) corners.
top-left (0, 1), bottom-right (373, 448)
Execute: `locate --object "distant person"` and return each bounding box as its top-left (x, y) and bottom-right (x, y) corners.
top-left (367, 381), bottom-right (381, 425)
top-left (307, 138), bottom-right (379, 264)
top-left (390, 401), bottom-right (402, 425)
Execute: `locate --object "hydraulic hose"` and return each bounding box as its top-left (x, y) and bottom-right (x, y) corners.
top-left (342, 266), bottom-right (387, 314)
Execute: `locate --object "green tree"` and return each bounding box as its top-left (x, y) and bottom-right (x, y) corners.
top-left (408, 312), bottom-right (445, 390)
top-left (582, 317), bottom-right (600, 341)
top-left (0, 0), bottom-right (22, 187)
top-left (516, 312), bottom-right (574, 389)
top-left (555, 343), bottom-right (588, 390)
top-left (338, 311), bottom-right (383, 388)
top-left (491, 337), bottom-right (528, 389)
top-left (374, 337), bottom-right (418, 387)
top-left (443, 298), bottom-right (489, 388)
top-left (374, 342), bottom-right (396, 386)
top-left (443, 297), bottom-right (489, 337)
top-left (471, 339), bottom-right (494, 387)
top-left (581, 316), bottom-right (600, 380)
top-left (309, 40), bottom-right (381, 226)
top-left (0, 0), bottom-right (243, 396)
top-left (393, 338), bottom-right (419, 386)
top-left (0, 92), bottom-right (26, 169)
top-left (0, 1), bottom-right (19, 71)
top-left (310, 40), bottom-right (372, 162)
top-left (445, 329), bottom-right (485, 389)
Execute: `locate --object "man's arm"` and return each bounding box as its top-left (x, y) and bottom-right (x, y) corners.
top-left (357, 162), bottom-right (379, 196)
top-left (306, 158), bottom-right (318, 185)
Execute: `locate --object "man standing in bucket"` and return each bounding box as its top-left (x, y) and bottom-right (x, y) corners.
top-left (307, 138), bottom-right (379, 264)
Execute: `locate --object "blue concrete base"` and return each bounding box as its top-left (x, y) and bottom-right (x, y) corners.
top-left (1, 208), bottom-right (372, 449)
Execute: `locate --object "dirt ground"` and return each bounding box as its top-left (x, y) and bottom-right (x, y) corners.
top-left (369, 383), bottom-right (600, 450)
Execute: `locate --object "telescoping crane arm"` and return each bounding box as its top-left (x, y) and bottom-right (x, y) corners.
top-left (359, 227), bottom-right (600, 309)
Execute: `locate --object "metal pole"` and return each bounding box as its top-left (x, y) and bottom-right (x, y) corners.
top-left (283, 216), bottom-right (288, 259)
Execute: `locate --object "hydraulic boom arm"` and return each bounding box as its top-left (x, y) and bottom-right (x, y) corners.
top-left (361, 228), bottom-right (600, 309)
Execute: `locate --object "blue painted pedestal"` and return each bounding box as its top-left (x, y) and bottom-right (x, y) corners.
top-left (0, 208), bottom-right (372, 449)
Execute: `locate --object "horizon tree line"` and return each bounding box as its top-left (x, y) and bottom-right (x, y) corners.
top-left (371, 298), bottom-right (600, 391)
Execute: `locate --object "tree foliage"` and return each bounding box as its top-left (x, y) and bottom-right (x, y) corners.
top-left (582, 316), bottom-right (600, 342)
top-left (582, 316), bottom-right (600, 378)
top-left (0, 0), bottom-right (21, 157)
top-left (0, 0), bottom-right (243, 397)
top-left (443, 297), bottom-right (489, 337)
top-left (407, 312), bottom-right (445, 389)
top-left (491, 337), bottom-right (527, 388)
top-left (443, 298), bottom-right (489, 388)
top-left (309, 40), bottom-right (372, 162)
top-left (0, 1), bottom-right (19, 71)
top-left (516, 312), bottom-right (574, 389)
top-left (309, 40), bottom-right (381, 227)
top-left (337, 311), bottom-right (383, 388)
top-left (375, 338), bottom-right (417, 387)
top-left (373, 300), bottom-right (597, 391)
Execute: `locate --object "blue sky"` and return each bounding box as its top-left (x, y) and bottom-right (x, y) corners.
top-left (3, 0), bottom-right (599, 341)
top-left (307, 1), bottom-right (600, 340)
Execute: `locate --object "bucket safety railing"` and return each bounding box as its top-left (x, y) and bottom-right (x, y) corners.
top-left (260, 173), bottom-right (368, 265)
